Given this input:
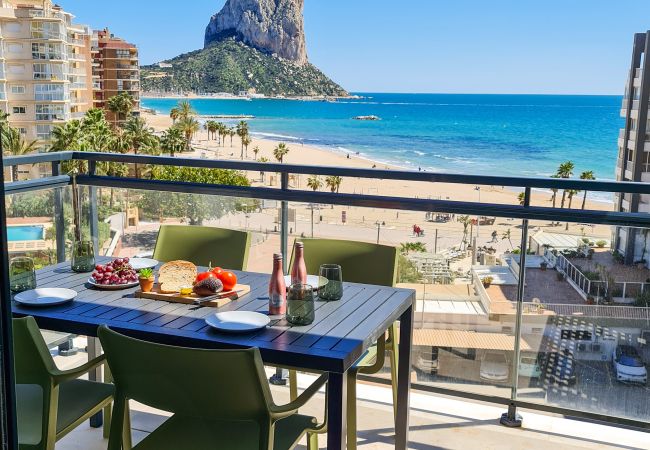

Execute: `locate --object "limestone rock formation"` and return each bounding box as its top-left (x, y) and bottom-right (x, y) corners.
top-left (205, 0), bottom-right (308, 66)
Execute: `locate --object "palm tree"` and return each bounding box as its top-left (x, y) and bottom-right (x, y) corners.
top-left (517, 192), bottom-right (525, 206)
top-left (217, 122), bottom-right (227, 146)
top-left (50, 120), bottom-right (82, 151)
top-left (160, 127), bottom-right (185, 157)
top-left (252, 145), bottom-right (260, 160)
top-left (565, 189), bottom-right (580, 230)
top-left (258, 156), bottom-right (269, 183)
top-left (241, 135), bottom-right (252, 159)
top-left (124, 116), bottom-right (157, 178)
top-left (207, 121), bottom-right (219, 140)
top-left (556, 161), bottom-right (574, 209)
top-left (106, 92), bottom-right (134, 128)
top-left (273, 142), bottom-right (289, 163)
top-left (307, 175), bottom-right (322, 191)
top-left (176, 100), bottom-right (195, 121)
top-left (501, 228), bottom-right (514, 250)
top-left (169, 107), bottom-right (180, 125)
top-left (228, 128), bottom-right (236, 147)
top-left (458, 215), bottom-right (472, 249)
top-left (177, 116), bottom-right (200, 151)
top-left (579, 170), bottom-right (595, 209)
top-left (4, 127), bottom-right (37, 181)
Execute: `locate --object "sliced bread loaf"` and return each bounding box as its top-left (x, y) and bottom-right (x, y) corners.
top-left (158, 260), bottom-right (197, 293)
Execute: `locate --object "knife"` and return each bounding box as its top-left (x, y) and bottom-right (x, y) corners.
top-left (193, 294), bottom-right (222, 305)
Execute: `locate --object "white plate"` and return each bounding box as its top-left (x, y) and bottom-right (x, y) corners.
top-left (284, 275), bottom-right (328, 290)
top-left (205, 311), bottom-right (271, 333)
top-left (129, 258), bottom-right (159, 271)
top-left (14, 288), bottom-right (77, 307)
top-left (88, 278), bottom-right (139, 290)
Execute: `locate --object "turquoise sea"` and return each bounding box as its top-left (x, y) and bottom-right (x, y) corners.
top-left (142, 93), bottom-right (622, 184)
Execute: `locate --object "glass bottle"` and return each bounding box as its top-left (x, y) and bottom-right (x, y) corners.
top-left (290, 241), bottom-right (307, 285)
top-left (269, 253), bottom-right (287, 315)
top-left (71, 240), bottom-right (95, 273)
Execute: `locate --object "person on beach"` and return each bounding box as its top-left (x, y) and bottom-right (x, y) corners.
top-left (491, 230), bottom-right (498, 243)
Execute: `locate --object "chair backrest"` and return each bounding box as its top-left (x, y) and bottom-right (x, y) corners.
top-left (98, 326), bottom-right (273, 421)
top-left (12, 317), bottom-right (58, 386)
top-left (290, 238), bottom-right (398, 287)
top-left (152, 225), bottom-right (251, 270)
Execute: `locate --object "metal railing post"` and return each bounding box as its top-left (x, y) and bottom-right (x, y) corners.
top-left (88, 161), bottom-right (99, 256)
top-left (51, 161), bottom-right (66, 263)
top-left (0, 135), bottom-right (18, 449)
top-left (501, 187), bottom-right (529, 428)
top-left (270, 171), bottom-right (290, 386)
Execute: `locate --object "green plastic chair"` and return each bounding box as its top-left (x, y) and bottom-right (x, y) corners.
top-left (13, 317), bottom-right (113, 450)
top-left (98, 325), bottom-right (327, 450)
top-left (152, 225), bottom-right (251, 270)
top-left (288, 238), bottom-right (399, 450)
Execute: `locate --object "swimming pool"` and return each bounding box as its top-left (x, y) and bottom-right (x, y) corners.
top-left (7, 225), bottom-right (45, 241)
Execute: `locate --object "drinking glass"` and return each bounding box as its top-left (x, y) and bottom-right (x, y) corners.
top-left (71, 240), bottom-right (95, 273)
top-left (10, 257), bottom-right (36, 294)
top-left (318, 264), bottom-right (343, 301)
top-left (286, 283), bottom-right (315, 326)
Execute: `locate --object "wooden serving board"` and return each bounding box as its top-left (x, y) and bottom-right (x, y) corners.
top-left (135, 284), bottom-right (250, 308)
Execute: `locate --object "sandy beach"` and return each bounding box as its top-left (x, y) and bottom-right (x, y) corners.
top-left (125, 110), bottom-right (614, 273)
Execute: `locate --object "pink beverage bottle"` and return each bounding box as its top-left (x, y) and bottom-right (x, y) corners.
top-left (290, 241), bottom-right (308, 285)
top-left (269, 253), bottom-right (287, 315)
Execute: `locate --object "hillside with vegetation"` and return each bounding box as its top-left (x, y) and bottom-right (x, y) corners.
top-left (141, 39), bottom-right (347, 97)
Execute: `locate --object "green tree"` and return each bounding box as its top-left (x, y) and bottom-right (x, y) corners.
top-left (273, 142), bottom-right (289, 163)
top-left (502, 228), bottom-right (514, 250)
top-left (170, 107), bottom-right (180, 125)
top-left (106, 92), bottom-right (134, 127)
top-left (517, 192), bottom-right (525, 206)
top-left (124, 116), bottom-right (158, 178)
top-left (258, 156), bottom-right (269, 183)
top-left (252, 145), bottom-right (260, 160)
top-left (325, 175), bottom-right (342, 193)
top-left (241, 135), bottom-right (252, 159)
top-left (4, 127), bottom-right (38, 181)
top-left (160, 127), bottom-right (185, 157)
top-left (579, 170), bottom-right (595, 210)
top-left (177, 116), bottom-right (200, 151)
top-left (175, 100), bottom-right (195, 121)
top-left (556, 161), bottom-right (574, 209)
top-left (228, 128), bottom-right (236, 147)
top-left (307, 175), bottom-right (322, 191)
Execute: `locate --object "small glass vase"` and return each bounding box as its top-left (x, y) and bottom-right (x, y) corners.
top-left (71, 240), bottom-right (95, 273)
top-left (10, 257), bottom-right (36, 294)
top-left (286, 283), bottom-right (315, 326)
top-left (318, 264), bottom-right (343, 301)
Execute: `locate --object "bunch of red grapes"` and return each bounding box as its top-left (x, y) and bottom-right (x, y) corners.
top-left (91, 258), bottom-right (138, 285)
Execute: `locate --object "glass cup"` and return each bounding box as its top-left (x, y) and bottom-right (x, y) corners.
top-left (318, 264), bottom-right (343, 301)
top-left (286, 283), bottom-right (315, 326)
top-left (71, 240), bottom-right (95, 273)
top-left (10, 257), bottom-right (36, 294)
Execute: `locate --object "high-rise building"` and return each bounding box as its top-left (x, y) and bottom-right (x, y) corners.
top-left (92, 28), bottom-right (140, 124)
top-left (614, 31), bottom-right (650, 265)
top-left (0, 0), bottom-right (94, 147)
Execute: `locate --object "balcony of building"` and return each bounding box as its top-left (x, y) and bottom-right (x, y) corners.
top-left (1, 152), bottom-right (650, 450)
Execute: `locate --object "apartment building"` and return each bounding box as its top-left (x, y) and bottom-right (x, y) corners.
top-left (92, 28), bottom-right (140, 124)
top-left (0, 0), bottom-right (94, 148)
top-left (615, 30), bottom-right (650, 265)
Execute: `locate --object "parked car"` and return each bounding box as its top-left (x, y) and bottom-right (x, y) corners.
top-left (519, 352), bottom-right (542, 378)
top-left (545, 350), bottom-right (577, 386)
top-left (480, 351), bottom-right (509, 382)
top-left (612, 345), bottom-right (647, 384)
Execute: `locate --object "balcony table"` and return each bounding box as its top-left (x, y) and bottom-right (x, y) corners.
top-left (12, 258), bottom-right (415, 450)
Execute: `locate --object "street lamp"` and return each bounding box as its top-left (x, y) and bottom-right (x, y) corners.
top-left (375, 221), bottom-right (384, 244)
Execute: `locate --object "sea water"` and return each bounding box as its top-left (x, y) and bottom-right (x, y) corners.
top-left (143, 93), bottom-right (622, 187)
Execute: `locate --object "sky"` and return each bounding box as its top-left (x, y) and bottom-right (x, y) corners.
top-left (58, 0), bottom-right (650, 95)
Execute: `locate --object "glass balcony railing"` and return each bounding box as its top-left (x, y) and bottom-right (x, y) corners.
top-left (2, 151), bottom-right (650, 438)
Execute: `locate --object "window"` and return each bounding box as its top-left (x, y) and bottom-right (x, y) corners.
top-left (34, 84), bottom-right (66, 101)
top-left (30, 21), bottom-right (63, 40)
top-left (17, 128), bottom-right (27, 135)
top-left (33, 63), bottom-right (63, 80)
top-left (10, 85), bottom-right (25, 94)
top-left (31, 43), bottom-right (63, 60)
top-left (7, 43), bottom-right (23, 53)
top-left (36, 124), bottom-right (53, 140)
top-left (116, 49), bottom-right (131, 59)
top-left (7, 65), bottom-right (25, 74)
top-left (561, 330), bottom-right (592, 341)
top-left (35, 104), bottom-right (65, 121)
top-left (628, 149), bottom-right (634, 163)
top-left (12, 106), bottom-right (26, 114)
top-left (4, 22), bottom-right (21, 33)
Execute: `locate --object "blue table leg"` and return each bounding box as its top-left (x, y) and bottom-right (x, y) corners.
top-left (327, 370), bottom-right (347, 450)
top-left (395, 304), bottom-right (413, 450)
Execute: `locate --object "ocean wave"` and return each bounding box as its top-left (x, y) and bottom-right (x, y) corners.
top-left (252, 131), bottom-right (301, 141)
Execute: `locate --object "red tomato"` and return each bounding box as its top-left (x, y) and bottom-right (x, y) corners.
top-left (211, 266), bottom-right (224, 276)
top-left (195, 271), bottom-right (216, 284)
top-left (217, 271), bottom-right (237, 291)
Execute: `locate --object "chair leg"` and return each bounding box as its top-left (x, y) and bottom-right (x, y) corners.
top-left (388, 323), bottom-right (399, 422)
top-left (103, 403), bottom-right (112, 439)
top-left (307, 432), bottom-right (319, 450)
top-left (346, 368), bottom-right (358, 450)
top-left (289, 369), bottom-right (298, 401)
top-left (123, 400), bottom-right (133, 450)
